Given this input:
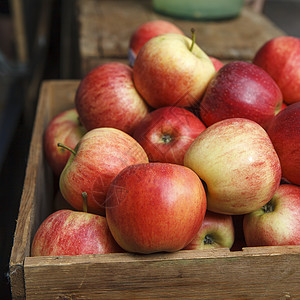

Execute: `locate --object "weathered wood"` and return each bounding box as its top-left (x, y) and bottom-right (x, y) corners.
top-left (24, 246), bottom-right (300, 299)
top-left (9, 81), bottom-right (300, 299)
top-left (9, 81), bottom-right (79, 299)
top-left (76, 0), bottom-right (285, 76)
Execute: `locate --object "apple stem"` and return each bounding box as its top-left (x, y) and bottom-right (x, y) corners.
top-left (189, 28), bottom-right (196, 52)
top-left (82, 192), bottom-right (88, 213)
top-left (162, 134), bottom-right (172, 144)
top-left (203, 234), bottom-right (214, 245)
top-left (77, 116), bottom-right (83, 127)
top-left (57, 143), bottom-right (77, 156)
top-left (262, 201), bottom-right (274, 213)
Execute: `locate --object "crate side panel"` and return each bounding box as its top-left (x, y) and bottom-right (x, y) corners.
top-left (9, 80), bottom-right (79, 299)
top-left (9, 81), bottom-right (54, 299)
top-left (24, 250), bottom-right (300, 299)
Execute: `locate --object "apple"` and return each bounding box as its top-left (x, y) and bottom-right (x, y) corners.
top-left (133, 106), bottom-right (206, 165)
top-left (31, 209), bottom-right (124, 256)
top-left (184, 118), bottom-right (282, 215)
top-left (43, 108), bottom-right (86, 176)
top-left (128, 19), bottom-right (184, 67)
top-left (133, 32), bottom-right (216, 108)
top-left (267, 102), bottom-right (300, 185)
top-left (105, 162), bottom-right (207, 254)
top-left (75, 62), bottom-right (149, 135)
top-left (59, 127), bottom-right (149, 216)
top-left (253, 36), bottom-right (300, 105)
top-left (184, 210), bottom-right (234, 250)
top-left (243, 184), bottom-right (300, 246)
top-left (280, 101), bottom-right (287, 112)
top-left (209, 56), bottom-right (224, 71)
top-left (198, 61), bottom-right (283, 130)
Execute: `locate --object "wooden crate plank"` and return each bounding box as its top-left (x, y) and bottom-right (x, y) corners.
top-left (76, 0), bottom-right (285, 75)
top-left (9, 81), bottom-right (52, 299)
top-left (9, 80), bottom-right (79, 299)
top-left (24, 247), bottom-right (300, 299)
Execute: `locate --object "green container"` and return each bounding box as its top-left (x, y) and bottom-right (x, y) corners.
top-left (152, 0), bottom-right (244, 20)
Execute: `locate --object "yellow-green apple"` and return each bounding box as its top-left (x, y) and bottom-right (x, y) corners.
top-left (31, 209), bottom-right (124, 256)
top-left (199, 61), bottom-right (283, 130)
top-left (105, 162), bottom-right (207, 254)
top-left (133, 106), bottom-right (206, 165)
top-left (75, 62), bottom-right (149, 135)
top-left (133, 32), bottom-right (215, 108)
top-left (128, 19), bottom-right (184, 67)
top-left (59, 128), bottom-right (149, 216)
top-left (253, 36), bottom-right (300, 105)
top-left (243, 184), bottom-right (300, 246)
top-left (43, 108), bottom-right (86, 176)
top-left (184, 118), bottom-right (282, 215)
top-left (267, 102), bottom-right (300, 185)
top-left (184, 210), bottom-right (234, 250)
top-left (209, 56), bottom-right (224, 71)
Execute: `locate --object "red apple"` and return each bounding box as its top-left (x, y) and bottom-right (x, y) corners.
top-left (128, 20), bottom-right (184, 67)
top-left (184, 211), bottom-right (234, 250)
top-left (133, 106), bottom-right (206, 165)
top-left (253, 36), bottom-right (300, 105)
top-left (267, 102), bottom-right (300, 185)
top-left (59, 128), bottom-right (149, 216)
top-left (280, 102), bottom-right (287, 112)
top-left (31, 209), bottom-right (124, 256)
top-left (43, 108), bottom-right (86, 176)
top-left (199, 61), bottom-right (283, 130)
top-left (243, 184), bottom-right (300, 246)
top-left (75, 62), bottom-right (149, 135)
top-left (133, 32), bottom-right (216, 108)
top-left (209, 56), bottom-right (224, 71)
top-left (184, 118), bottom-right (282, 215)
top-left (105, 163), bottom-right (207, 254)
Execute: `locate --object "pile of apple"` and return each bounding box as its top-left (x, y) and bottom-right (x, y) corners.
top-left (32, 20), bottom-right (300, 257)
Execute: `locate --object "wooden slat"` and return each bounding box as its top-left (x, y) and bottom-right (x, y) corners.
top-left (76, 0), bottom-right (285, 76)
top-left (24, 246), bottom-right (300, 299)
top-left (9, 80), bottom-right (79, 299)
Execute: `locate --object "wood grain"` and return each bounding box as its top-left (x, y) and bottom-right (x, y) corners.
top-left (76, 0), bottom-right (285, 75)
top-left (24, 247), bottom-right (300, 299)
top-left (9, 81), bottom-right (79, 299)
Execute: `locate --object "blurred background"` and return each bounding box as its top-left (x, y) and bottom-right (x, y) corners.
top-left (0, 0), bottom-right (299, 298)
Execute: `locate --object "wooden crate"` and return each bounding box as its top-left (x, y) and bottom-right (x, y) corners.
top-left (76, 0), bottom-right (285, 76)
top-left (9, 80), bottom-right (300, 299)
